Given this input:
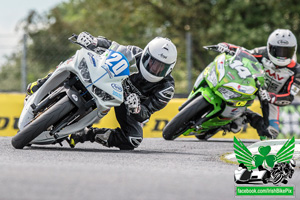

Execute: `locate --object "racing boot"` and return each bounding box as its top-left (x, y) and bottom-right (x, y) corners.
top-left (244, 109), bottom-right (279, 140)
top-left (68, 127), bottom-right (112, 148)
top-left (68, 127), bottom-right (95, 148)
top-left (26, 73), bottom-right (52, 95)
top-left (94, 129), bottom-right (112, 147)
top-left (229, 115), bottom-right (247, 133)
top-left (26, 82), bottom-right (39, 95)
top-left (259, 126), bottom-right (279, 140)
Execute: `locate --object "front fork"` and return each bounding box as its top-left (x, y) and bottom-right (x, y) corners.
top-left (182, 87), bottom-right (223, 136)
top-left (31, 76), bottom-right (95, 144)
top-left (199, 87), bottom-right (223, 118)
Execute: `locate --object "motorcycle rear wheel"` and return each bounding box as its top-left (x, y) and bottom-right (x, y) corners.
top-left (163, 95), bottom-right (211, 140)
top-left (11, 95), bottom-right (75, 149)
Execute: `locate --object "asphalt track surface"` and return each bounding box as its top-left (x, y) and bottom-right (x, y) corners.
top-left (0, 137), bottom-right (299, 200)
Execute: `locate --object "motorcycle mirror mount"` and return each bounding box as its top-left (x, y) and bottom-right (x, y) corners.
top-left (229, 47), bottom-right (242, 63)
top-left (203, 45), bottom-right (219, 52)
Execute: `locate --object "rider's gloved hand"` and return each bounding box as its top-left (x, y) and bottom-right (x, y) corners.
top-left (217, 43), bottom-right (230, 53)
top-left (77, 32), bottom-right (98, 47)
top-left (262, 57), bottom-right (275, 69)
top-left (259, 88), bottom-right (276, 104)
top-left (259, 88), bottom-right (271, 102)
top-left (125, 93), bottom-right (141, 114)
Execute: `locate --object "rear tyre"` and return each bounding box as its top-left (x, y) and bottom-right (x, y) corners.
top-left (163, 95), bottom-right (211, 140)
top-left (11, 96), bottom-right (75, 149)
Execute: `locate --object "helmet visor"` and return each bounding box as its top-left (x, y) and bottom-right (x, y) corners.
top-left (142, 48), bottom-right (172, 77)
top-left (269, 44), bottom-right (296, 59)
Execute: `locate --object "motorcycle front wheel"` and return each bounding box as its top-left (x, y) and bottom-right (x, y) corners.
top-left (195, 128), bottom-right (220, 140)
top-left (162, 95), bottom-right (212, 140)
top-left (11, 95), bottom-right (75, 149)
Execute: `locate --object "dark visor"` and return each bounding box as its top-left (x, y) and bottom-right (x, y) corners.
top-left (269, 44), bottom-right (296, 59)
top-left (142, 49), bottom-right (172, 77)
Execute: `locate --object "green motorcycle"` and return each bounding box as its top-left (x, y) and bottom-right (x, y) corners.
top-left (163, 46), bottom-right (265, 140)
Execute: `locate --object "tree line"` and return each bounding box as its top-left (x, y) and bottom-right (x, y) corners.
top-left (1, 0), bottom-right (299, 93)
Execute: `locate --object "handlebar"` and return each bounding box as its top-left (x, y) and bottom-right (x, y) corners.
top-left (68, 34), bottom-right (90, 49)
top-left (203, 45), bottom-right (236, 56)
top-left (68, 34), bottom-right (78, 42)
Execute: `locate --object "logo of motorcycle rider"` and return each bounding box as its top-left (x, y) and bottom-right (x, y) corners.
top-left (233, 136), bottom-right (296, 184)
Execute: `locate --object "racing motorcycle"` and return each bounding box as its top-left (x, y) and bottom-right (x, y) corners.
top-left (163, 46), bottom-right (265, 140)
top-left (11, 34), bottom-right (138, 149)
top-left (270, 160), bottom-right (296, 184)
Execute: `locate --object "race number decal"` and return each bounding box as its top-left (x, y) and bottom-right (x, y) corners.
top-left (105, 50), bottom-right (130, 77)
top-left (235, 101), bottom-right (247, 107)
top-left (229, 60), bottom-right (251, 79)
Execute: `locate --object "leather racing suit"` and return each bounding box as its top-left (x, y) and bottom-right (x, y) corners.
top-left (221, 43), bottom-right (300, 138)
top-left (27, 36), bottom-right (175, 150)
top-left (248, 46), bottom-right (300, 137)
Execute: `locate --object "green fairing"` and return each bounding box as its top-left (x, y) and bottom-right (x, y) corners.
top-left (183, 52), bottom-right (265, 136)
top-left (192, 53), bottom-right (264, 102)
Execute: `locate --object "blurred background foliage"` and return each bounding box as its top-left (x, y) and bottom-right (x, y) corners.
top-left (0, 0), bottom-right (300, 93)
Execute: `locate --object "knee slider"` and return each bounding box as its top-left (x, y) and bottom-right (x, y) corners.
top-left (128, 136), bottom-right (143, 148)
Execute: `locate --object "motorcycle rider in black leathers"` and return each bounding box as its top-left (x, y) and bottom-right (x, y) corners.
top-left (27, 32), bottom-right (177, 150)
top-left (218, 29), bottom-right (300, 139)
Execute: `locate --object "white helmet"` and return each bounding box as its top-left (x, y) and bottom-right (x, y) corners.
top-left (267, 29), bottom-right (297, 67)
top-left (140, 37), bottom-right (177, 82)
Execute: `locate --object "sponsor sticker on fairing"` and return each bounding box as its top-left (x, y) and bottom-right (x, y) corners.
top-left (111, 83), bottom-right (123, 92)
top-left (87, 52), bottom-right (97, 67)
top-left (112, 90), bottom-right (122, 99)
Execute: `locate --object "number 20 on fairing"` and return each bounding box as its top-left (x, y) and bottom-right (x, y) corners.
top-left (105, 51), bottom-right (130, 77)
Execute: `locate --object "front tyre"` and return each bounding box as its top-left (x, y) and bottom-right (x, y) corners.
top-left (195, 128), bottom-right (219, 140)
top-left (163, 95), bottom-right (211, 140)
top-left (11, 96), bottom-right (75, 149)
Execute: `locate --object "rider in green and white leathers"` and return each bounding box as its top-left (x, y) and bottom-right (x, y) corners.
top-left (219, 29), bottom-right (300, 139)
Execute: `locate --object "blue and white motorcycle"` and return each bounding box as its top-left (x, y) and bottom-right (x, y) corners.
top-left (11, 34), bottom-right (138, 149)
